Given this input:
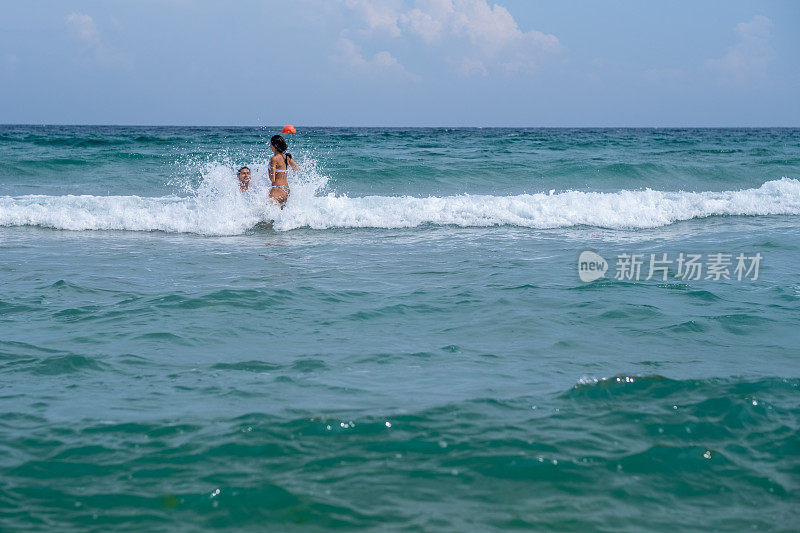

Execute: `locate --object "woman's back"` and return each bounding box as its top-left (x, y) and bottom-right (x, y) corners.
top-left (268, 134), bottom-right (299, 208)
top-left (269, 154), bottom-right (290, 186)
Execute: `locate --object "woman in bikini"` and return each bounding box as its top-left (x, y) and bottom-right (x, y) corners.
top-left (268, 134), bottom-right (300, 208)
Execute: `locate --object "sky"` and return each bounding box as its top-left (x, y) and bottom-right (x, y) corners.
top-left (0, 0), bottom-right (798, 126)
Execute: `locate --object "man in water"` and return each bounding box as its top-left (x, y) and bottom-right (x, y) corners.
top-left (237, 166), bottom-right (251, 192)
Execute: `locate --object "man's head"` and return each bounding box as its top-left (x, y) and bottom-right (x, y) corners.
top-left (237, 166), bottom-right (251, 190)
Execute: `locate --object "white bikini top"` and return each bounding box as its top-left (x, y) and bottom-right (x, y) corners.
top-left (268, 164), bottom-right (287, 174)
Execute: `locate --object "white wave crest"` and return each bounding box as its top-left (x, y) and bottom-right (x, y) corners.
top-left (1, 173), bottom-right (799, 235)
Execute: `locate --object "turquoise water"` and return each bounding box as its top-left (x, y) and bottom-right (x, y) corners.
top-left (1, 126), bottom-right (799, 531)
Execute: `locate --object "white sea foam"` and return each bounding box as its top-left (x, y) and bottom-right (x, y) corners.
top-left (1, 168), bottom-right (799, 235)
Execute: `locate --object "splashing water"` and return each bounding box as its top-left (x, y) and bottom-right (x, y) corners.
top-left (0, 154), bottom-right (332, 235)
top-left (1, 133), bottom-right (800, 235)
top-left (2, 175), bottom-right (799, 235)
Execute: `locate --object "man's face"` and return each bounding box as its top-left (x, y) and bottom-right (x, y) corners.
top-left (238, 169), bottom-right (251, 184)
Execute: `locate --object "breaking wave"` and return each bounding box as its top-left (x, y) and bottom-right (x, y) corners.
top-left (1, 165), bottom-right (799, 235)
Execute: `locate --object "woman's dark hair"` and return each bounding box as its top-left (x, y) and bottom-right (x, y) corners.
top-left (270, 135), bottom-right (292, 161)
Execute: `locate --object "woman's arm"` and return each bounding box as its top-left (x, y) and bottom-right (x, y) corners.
top-left (268, 156), bottom-right (277, 184)
top-left (288, 156), bottom-right (301, 171)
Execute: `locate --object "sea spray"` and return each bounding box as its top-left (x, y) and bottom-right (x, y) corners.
top-left (276, 177), bottom-right (800, 230)
top-left (1, 177), bottom-right (799, 235)
top-left (0, 155), bottom-right (332, 235)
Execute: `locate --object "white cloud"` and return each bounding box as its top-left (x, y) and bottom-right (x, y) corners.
top-left (331, 38), bottom-right (418, 80)
top-left (66, 13), bottom-right (100, 45)
top-left (443, 0), bottom-right (558, 56)
top-left (401, 9), bottom-right (440, 43)
top-left (345, 0), bottom-right (403, 37)
top-left (65, 13), bottom-right (129, 68)
top-left (707, 15), bottom-right (773, 83)
top-left (459, 57), bottom-right (487, 76)
top-left (342, 0), bottom-right (561, 75)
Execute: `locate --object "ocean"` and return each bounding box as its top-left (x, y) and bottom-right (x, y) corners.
top-left (1, 125), bottom-right (799, 531)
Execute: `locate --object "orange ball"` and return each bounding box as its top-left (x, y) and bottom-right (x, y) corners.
top-left (282, 124), bottom-right (296, 134)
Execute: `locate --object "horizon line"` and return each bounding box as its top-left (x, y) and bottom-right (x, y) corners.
top-left (2, 123), bottom-right (800, 129)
